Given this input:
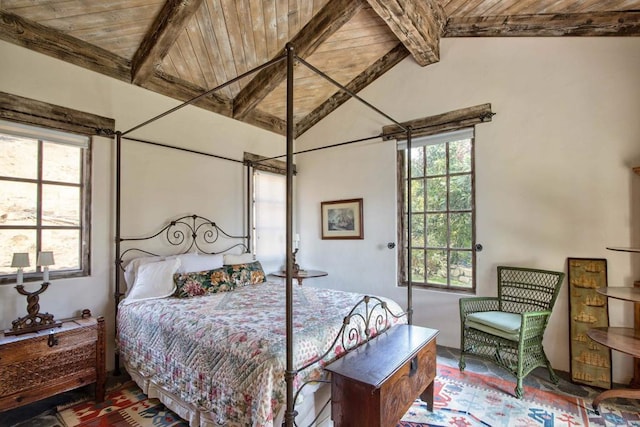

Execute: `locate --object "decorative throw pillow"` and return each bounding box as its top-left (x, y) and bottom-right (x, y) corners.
top-left (224, 261), bottom-right (267, 287)
top-left (173, 267), bottom-right (235, 298)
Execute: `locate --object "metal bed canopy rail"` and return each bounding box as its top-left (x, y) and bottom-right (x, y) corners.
top-left (112, 41), bottom-right (415, 427)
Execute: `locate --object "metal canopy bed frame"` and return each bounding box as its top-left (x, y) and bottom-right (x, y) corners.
top-left (113, 43), bottom-right (416, 427)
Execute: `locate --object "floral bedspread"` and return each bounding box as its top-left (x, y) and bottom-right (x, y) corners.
top-left (117, 282), bottom-right (406, 427)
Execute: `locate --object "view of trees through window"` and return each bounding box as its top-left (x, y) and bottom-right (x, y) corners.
top-left (399, 130), bottom-right (475, 291)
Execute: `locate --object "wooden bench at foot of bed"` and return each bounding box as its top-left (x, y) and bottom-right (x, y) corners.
top-left (324, 324), bottom-right (439, 427)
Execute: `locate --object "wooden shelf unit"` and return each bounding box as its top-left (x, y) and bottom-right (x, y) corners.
top-left (587, 268), bottom-right (640, 411)
top-left (589, 167), bottom-right (640, 411)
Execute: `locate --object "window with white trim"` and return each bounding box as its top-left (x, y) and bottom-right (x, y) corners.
top-left (252, 169), bottom-right (286, 274)
top-left (0, 120), bottom-right (91, 282)
top-left (398, 128), bottom-right (476, 292)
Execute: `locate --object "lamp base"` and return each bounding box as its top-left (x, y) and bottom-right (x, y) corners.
top-left (5, 315), bottom-right (62, 336)
top-left (4, 282), bottom-right (61, 336)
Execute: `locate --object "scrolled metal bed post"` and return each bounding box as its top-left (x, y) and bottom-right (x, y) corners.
top-left (284, 42), bottom-right (296, 427)
top-left (114, 130), bottom-right (122, 375)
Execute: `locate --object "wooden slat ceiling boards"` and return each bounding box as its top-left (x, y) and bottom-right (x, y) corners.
top-left (1, 0), bottom-right (639, 137)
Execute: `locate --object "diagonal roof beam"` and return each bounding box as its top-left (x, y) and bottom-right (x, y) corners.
top-left (132, 0), bottom-right (204, 85)
top-left (233, 0), bottom-right (367, 121)
top-left (0, 11), bottom-right (130, 82)
top-left (444, 11), bottom-right (640, 37)
top-left (0, 9), bottom-right (285, 135)
top-left (295, 43), bottom-right (410, 137)
top-left (365, 0), bottom-right (446, 67)
top-left (142, 70), bottom-right (286, 135)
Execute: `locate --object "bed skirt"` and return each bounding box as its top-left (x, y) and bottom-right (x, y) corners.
top-left (123, 360), bottom-right (332, 427)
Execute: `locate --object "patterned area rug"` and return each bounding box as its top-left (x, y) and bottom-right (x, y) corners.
top-left (57, 383), bottom-right (188, 427)
top-left (401, 365), bottom-right (640, 427)
top-left (57, 366), bottom-right (640, 427)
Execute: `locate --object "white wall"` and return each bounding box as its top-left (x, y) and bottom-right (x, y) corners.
top-left (295, 37), bottom-right (640, 383)
top-left (0, 40), bottom-right (284, 369)
top-left (2, 36), bottom-right (639, 384)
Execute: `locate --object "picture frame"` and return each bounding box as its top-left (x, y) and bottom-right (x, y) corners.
top-left (567, 257), bottom-right (612, 390)
top-left (321, 198), bottom-right (363, 240)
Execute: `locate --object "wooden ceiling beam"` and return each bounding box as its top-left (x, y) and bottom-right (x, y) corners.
top-left (296, 43), bottom-right (410, 137)
top-left (0, 11), bottom-right (236, 129)
top-left (444, 11), bottom-right (640, 37)
top-left (0, 11), bottom-right (130, 82)
top-left (142, 70), bottom-right (232, 116)
top-left (131, 0), bottom-right (204, 85)
top-left (365, 0), bottom-right (446, 67)
top-left (142, 70), bottom-right (285, 135)
top-left (1, 91), bottom-right (115, 136)
top-left (245, 110), bottom-right (287, 136)
top-left (382, 103), bottom-right (494, 140)
top-left (232, 0), bottom-right (367, 121)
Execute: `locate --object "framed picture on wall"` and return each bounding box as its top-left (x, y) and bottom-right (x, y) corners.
top-left (321, 199), bottom-right (363, 239)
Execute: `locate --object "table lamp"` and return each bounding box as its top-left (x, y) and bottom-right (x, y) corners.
top-left (6, 251), bottom-right (61, 336)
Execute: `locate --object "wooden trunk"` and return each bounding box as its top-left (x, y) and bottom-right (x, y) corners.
top-left (0, 315), bottom-right (105, 411)
top-left (325, 324), bottom-right (438, 427)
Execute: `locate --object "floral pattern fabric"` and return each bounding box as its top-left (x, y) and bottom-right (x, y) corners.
top-left (173, 261), bottom-right (266, 298)
top-left (117, 282), bottom-right (406, 427)
top-left (224, 261), bottom-right (267, 286)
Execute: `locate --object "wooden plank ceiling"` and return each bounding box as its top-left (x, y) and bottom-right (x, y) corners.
top-left (1, 0), bottom-right (639, 137)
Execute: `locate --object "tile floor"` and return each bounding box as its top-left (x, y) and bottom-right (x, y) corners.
top-left (1, 346), bottom-right (637, 427)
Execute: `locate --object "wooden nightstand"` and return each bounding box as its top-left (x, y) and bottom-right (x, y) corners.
top-left (0, 311), bottom-right (106, 411)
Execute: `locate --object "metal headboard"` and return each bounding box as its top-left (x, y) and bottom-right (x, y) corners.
top-left (113, 214), bottom-right (249, 326)
top-left (117, 214), bottom-right (249, 270)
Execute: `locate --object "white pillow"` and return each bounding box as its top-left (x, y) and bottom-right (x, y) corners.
top-left (123, 255), bottom-right (163, 290)
top-left (223, 252), bottom-right (255, 265)
top-left (174, 253), bottom-right (224, 273)
top-left (121, 258), bottom-right (181, 305)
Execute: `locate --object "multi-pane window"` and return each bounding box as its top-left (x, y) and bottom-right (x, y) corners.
top-left (398, 128), bottom-right (476, 291)
top-left (0, 120), bottom-right (91, 282)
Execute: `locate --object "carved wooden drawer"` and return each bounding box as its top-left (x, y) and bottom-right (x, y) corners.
top-left (325, 324), bottom-right (439, 427)
top-left (0, 314), bottom-right (106, 411)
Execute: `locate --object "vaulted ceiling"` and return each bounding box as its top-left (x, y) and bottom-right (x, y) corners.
top-left (1, 0), bottom-right (639, 137)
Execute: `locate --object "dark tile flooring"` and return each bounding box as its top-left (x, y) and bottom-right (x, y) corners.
top-left (1, 346), bottom-right (638, 427)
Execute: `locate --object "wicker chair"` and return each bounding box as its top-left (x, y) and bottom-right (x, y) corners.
top-left (458, 266), bottom-right (565, 398)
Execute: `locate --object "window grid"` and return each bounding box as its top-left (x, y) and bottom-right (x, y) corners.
top-left (0, 136), bottom-right (90, 283)
top-left (399, 137), bottom-right (476, 292)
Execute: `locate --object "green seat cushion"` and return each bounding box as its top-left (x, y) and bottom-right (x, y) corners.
top-left (466, 311), bottom-right (521, 341)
